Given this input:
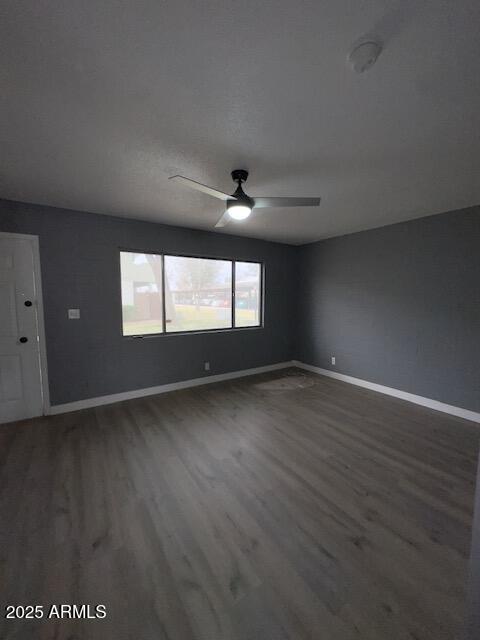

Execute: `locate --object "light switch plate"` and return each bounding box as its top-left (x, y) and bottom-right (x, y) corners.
top-left (68, 308), bottom-right (80, 319)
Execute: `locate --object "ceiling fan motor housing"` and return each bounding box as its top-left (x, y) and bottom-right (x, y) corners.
top-left (227, 190), bottom-right (254, 210)
top-left (231, 169), bottom-right (248, 184)
top-left (230, 170), bottom-right (254, 208)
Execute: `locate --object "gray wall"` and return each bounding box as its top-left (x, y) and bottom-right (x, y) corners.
top-left (296, 207), bottom-right (480, 413)
top-left (0, 199), bottom-right (297, 406)
top-left (2, 198), bottom-right (479, 412)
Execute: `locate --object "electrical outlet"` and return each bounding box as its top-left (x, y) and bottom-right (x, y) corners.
top-left (331, 356), bottom-right (336, 365)
top-left (204, 361), bottom-right (210, 371)
top-left (68, 309), bottom-right (80, 320)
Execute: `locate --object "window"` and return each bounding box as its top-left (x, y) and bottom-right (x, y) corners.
top-left (120, 252), bottom-right (163, 336)
top-left (165, 256), bottom-right (232, 332)
top-left (120, 251), bottom-right (262, 336)
top-left (235, 261), bottom-right (261, 328)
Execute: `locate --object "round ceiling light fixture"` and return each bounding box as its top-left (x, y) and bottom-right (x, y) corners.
top-left (348, 40), bottom-right (382, 73)
top-left (226, 201), bottom-right (252, 220)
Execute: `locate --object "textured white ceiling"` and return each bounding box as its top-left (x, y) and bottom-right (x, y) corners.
top-left (1, 0), bottom-right (479, 244)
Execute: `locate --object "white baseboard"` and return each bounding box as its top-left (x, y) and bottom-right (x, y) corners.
top-left (293, 360), bottom-right (480, 424)
top-left (48, 361), bottom-right (295, 415)
top-left (47, 359), bottom-right (480, 425)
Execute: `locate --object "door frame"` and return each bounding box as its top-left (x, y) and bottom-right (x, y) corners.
top-left (0, 232), bottom-right (50, 416)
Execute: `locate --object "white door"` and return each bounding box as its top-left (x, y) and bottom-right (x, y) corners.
top-left (0, 235), bottom-right (45, 423)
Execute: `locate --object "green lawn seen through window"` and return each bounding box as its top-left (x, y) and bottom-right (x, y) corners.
top-left (123, 304), bottom-right (258, 335)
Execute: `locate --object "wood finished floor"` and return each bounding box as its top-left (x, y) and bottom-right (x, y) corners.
top-left (1, 368), bottom-right (479, 640)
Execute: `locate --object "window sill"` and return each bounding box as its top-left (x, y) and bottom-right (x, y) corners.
top-left (123, 325), bottom-right (264, 340)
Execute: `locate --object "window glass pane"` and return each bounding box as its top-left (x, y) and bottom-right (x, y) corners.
top-left (235, 262), bottom-right (261, 327)
top-left (120, 252), bottom-right (163, 335)
top-left (164, 256), bottom-right (232, 332)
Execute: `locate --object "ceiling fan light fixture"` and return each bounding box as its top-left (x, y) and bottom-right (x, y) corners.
top-left (170, 169), bottom-right (320, 229)
top-left (227, 202), bottom-right (252, 220)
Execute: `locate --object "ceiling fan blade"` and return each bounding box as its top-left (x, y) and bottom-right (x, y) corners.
top-left (253, 196), bottom-right (321, 209)
top-left (169, 175), bottom-right (231, 201)
top-left (214, 212), bottom-right (230, 228)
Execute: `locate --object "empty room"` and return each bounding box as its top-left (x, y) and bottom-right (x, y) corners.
top-left (1, 2), bottom-right (480, 639)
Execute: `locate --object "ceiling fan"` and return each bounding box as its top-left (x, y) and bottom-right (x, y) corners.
top-left (169, 169), bottom-right (321, 228)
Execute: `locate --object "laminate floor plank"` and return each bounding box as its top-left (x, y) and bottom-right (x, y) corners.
top-left (1, 368), bottom-right (478, 640)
